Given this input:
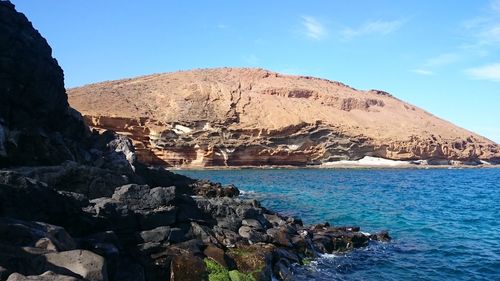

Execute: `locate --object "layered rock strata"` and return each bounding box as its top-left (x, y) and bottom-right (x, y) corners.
top-left (0, 2), bottom-right (389, 281)
top-left (68, 70), bottom-right (500, 167)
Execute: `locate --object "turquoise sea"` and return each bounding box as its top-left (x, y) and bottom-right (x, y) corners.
top-left (176, 168), bottom-right (500, 281)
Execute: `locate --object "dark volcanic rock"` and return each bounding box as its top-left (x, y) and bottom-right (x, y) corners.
top-left (191, 180), bottom-right (239, 198)
top-left (169, 253), bottom-right (207, 281)
top-left (11, 162), bottom-right (131, 199)
top-left (138, 226), bottom-right (171, 244)
top-left (41, 250), bottom-right (108, 281)
top-left (203, 244), bottom-right (235, 269)
top-left (0, 1), bottom-right (87, 167)
top-left (111, 184), bottom-right (177, 211)
top-left (6, 271), bottom-right (82, 281)
top-left (0, 218), bottom-right (76, 252)
top-left (0, 171), bottom-right (92, 235)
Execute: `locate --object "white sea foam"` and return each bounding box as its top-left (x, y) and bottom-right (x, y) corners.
top-left (239, 190), bottom-right (257, 195)
top-left (320, 253), bottom-right (341, 258)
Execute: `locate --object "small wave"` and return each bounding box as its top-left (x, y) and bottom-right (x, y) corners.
top-left (320, 253), bottom-right (341, 259)
top-left (239, 190), bottom-right (257, 195)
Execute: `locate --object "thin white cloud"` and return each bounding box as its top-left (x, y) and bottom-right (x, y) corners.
top-left (411, 53), bottom-right (460, 76)
top-left (462, 17), bottom-right (490, 31)
top-left (461, 2), bottom-right (500, 47)
top-left (341, 20), bottom-right (404, 40)
top-left (411, 69), bottom-right (434, 76)
top-left (479, 23), bottom-right (500, 43)
top-left (465, 63), bottom-right (500, 81)
top-left (301, 16), bottom-right (327, 40)
top-left (426, 53), bottom-right (460, 67)
top-left (217, 24), bottom-right (228, 29)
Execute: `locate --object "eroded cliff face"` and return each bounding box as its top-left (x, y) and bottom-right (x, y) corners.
top-left (68, 68), bottom-right (500, 167)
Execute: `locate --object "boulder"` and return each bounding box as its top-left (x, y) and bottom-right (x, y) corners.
top-left (203, 244), bottom-right (235, 269)
top-left (169, 254), bottom-right (207, 281)
top-left (168, 228), bottom-right (187, 244)
top-left (213, 227), bottom-right (241, 248)
top-left (0, 243), bottom-right (45, 278)
top-left (191, 180), bottom-right (240, 198)
top-left (194, 197), bottom-right (265, 231)
top-left (168, 239), bottom-right (205, 257)
top-left (15, 162), bottom-right (130, 199)
top-left (41, 250), bottom-right (107, 281)
top-left (189, 222), bottom-right (219, 245)
top-left (138, 226), bottom-right (171, 243)
top-left (137, 206), bottom-right (177, 230)
top-left (263, 214), bottom-right (286, 227)
top-left (242, 219), bottom-right (263, 230)
top-left (90, 197), bottom-right (139, 231)
top-left (267, 226), bottom-right (293, 248)
top-left (91, 131), bottom-right (137, 173)
top-left (371, 230), bottom-right (391, 242)
top-left (0, 172), bottom-right (90, 235)
top-left (111, 184), bottom-right (177, 211)
top-left (227, 244), bottom-right (275, 281)
top-left (6, 271), bottom-right (82, 281)
top-left (57, 191), bottom-right (89, 208)
top-left (0, 218), bottom-right (76, 252)
top-left (133, 165), bottom-right (195, 194)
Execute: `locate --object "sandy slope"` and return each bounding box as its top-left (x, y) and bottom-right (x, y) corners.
top-left (68, 68), bottom-right (499, 167)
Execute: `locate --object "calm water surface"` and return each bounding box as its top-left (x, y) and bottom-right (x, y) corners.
top-left (176, 168), bottom-right (500, 281)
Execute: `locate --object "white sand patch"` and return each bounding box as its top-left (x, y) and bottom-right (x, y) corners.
top-left (322, 156), bottom-right (411, 167)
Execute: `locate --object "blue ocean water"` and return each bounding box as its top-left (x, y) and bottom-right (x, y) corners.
top-left (176, 168), bottom-right (500, 281)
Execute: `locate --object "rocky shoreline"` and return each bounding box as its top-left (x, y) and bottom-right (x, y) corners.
top-left (0, 2), bottom-right (389, 280)
top-left (0, 166), bottom-right (390, 281)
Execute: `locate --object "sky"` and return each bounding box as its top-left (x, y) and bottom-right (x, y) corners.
top-left (10, 0), bottom-right (500, 143)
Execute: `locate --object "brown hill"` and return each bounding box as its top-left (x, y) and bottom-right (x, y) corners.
top-left (68, 68), bottom-right (499, 167)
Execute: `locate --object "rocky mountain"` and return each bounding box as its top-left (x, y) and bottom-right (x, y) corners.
top-left (68, 68), bottom-right (499, 167)
top-left (0, 2), bottom-right (388, 281)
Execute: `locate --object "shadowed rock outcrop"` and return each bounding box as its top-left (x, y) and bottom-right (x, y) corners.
top-left (68, 69), bottom-right (500, 167)
top-left (0, 1), bottom-right (88, 167)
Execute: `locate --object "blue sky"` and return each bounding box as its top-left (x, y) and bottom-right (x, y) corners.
top-left (10, 0), bottom-right (500, 143)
